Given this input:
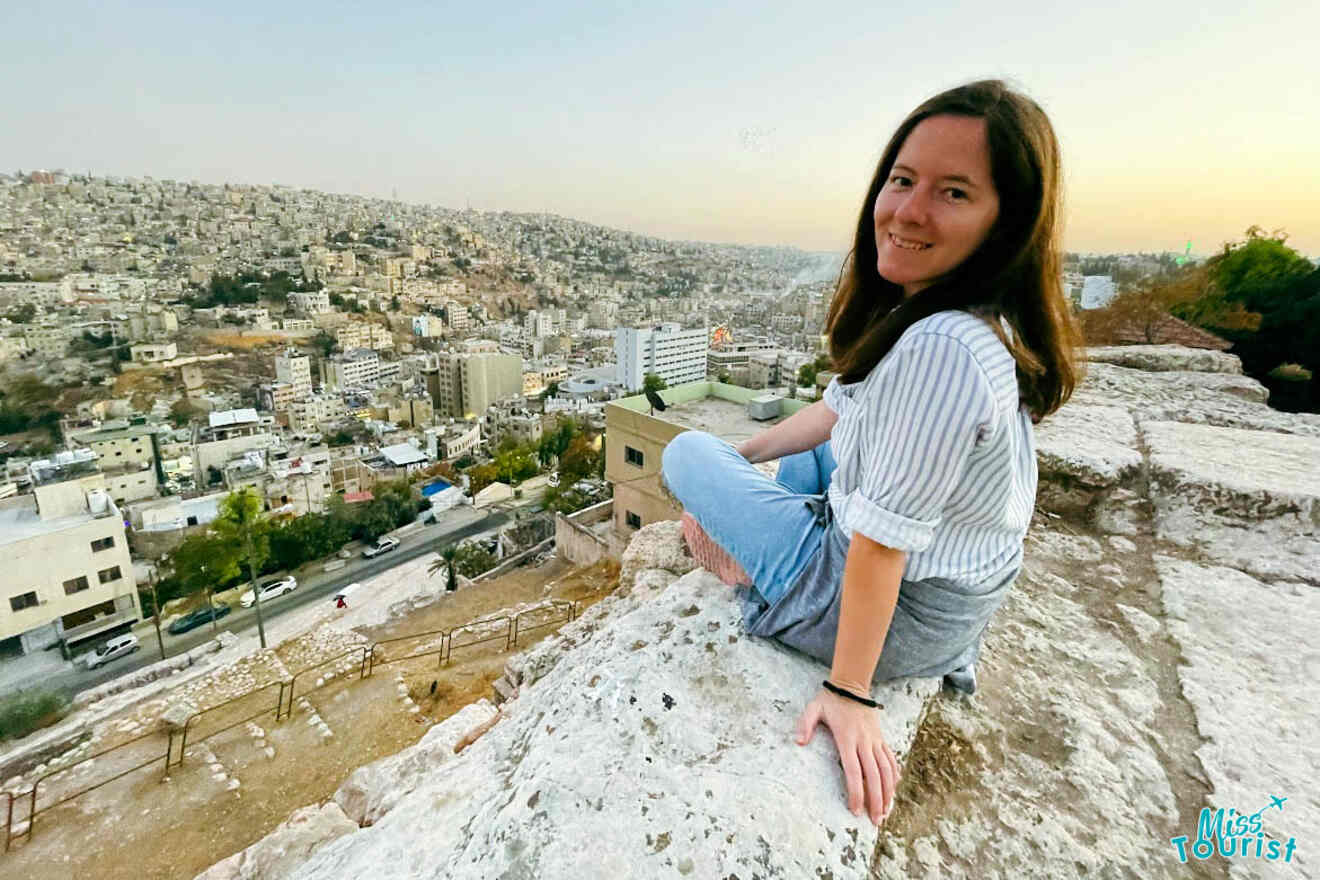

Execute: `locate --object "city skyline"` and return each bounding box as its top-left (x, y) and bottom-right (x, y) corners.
top-left (4, 0), bottom-right (1317, 258)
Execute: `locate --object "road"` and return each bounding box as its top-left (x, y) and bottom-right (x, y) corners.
top-left (29, 506), bottom-right (519, 698)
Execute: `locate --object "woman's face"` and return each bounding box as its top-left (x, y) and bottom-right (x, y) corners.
top-left (873, 114), bottom-right (1000, 298)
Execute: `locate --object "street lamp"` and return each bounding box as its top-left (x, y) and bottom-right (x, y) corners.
top-left (145, 556), bottom-right (168, 662)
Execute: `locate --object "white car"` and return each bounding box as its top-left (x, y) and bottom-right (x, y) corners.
top-left (82, 633), bottom-right (140, 669)
top-left (240, 575), bottom-right (298, 608)
top-left (362, 537), bottom-right (399, 559)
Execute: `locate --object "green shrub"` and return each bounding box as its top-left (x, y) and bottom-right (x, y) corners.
top-left (1268, 362), bottom-right (1312, 382)
top-left (0, 688), bottom-right (72, 742)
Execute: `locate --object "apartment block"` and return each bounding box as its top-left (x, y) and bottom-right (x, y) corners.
top-left (614, 323), bottom-right (708, 391)
top-left (274, 348), bottom-right (313, 399)
top-left (0, 451), bottom-right (140, 656)
top-left (65, 422), bottom-right (162, 505)
top-left (336, 321), bottom-right (393, 352)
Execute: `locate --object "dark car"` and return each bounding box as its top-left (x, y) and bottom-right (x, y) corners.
top-left (168, 604), bottom-right (232, 635)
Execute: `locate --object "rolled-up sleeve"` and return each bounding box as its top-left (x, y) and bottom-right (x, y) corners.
top-left (838, 333), bottom-right (997, 552)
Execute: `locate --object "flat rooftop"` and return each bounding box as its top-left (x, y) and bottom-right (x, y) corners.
top-left (609, 382), bottom-right (805, 447)
top-left (658, 397), bottom-right (790, 446)
top-left (0, 496), bottom-right (102, 547)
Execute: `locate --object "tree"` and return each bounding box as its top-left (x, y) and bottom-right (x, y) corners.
top-left (311, 330), bottom-right (337, 358)
top-left (559, 434), bottom-right (601, 483)
top-left (169, 531), bottom-right (241, 633)
top-left (427, 544), bottom-right (459, 592)
top-left (539, 380), bottom-right (561, 401)
top-left (215, 488), bottom-right (272, 648)
top-left (642, 373), bottom-right (667, 393)
top-left (452, 541), bottom-right (498, 578)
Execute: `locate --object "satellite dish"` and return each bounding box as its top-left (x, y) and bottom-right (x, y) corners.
top-left (644, 388), bottom-right (668, 414)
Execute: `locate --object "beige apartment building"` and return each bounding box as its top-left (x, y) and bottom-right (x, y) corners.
top-left (604, 382), bottom-right (807, 537)
top-left (65, 422), bottom-right (162, 505)
top-left (0, 452), bottom-right (140, 656)
top-left (424, 352), bottom-right (521, 419)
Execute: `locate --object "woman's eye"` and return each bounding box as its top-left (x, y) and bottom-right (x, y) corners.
top-left (948, 189), bottom-right (967, 200)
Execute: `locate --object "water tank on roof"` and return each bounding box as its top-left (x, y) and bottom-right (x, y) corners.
top-left (747, 395), bottom-right (781, 421)
top-left (87, 489), bottom-right (110, 515)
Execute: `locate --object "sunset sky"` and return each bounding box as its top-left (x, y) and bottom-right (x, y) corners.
top-left (4, 0), bottom-right (1317, 257)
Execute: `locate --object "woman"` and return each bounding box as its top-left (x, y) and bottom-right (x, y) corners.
top-left (660, 79), bottom-right (1084, 828)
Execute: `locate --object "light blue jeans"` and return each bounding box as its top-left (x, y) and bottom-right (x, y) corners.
top-left (661, 429), bottom-right (988, 693)
top-left (660, 430), bottom-right (837, 606)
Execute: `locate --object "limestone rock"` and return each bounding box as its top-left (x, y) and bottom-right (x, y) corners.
top-left (332, 700), bottom-right (499, 826)
top-left (1156, 557), bottom-right (1319, 861)
top-left (1086, 344), bottom-right (1242, 374)
top-left (158, 701), bottom-right (199, 732)
top-left (1073, 362), bottom-right (1320, 437)
top-left (194, 802), bottom-right (358, 880)
top-left (618, 519), bottom-right (695, 593)
top-left (282, 564), bottom-right (937, 880)
top-left (1145, 420), bottom-right (1320, 583)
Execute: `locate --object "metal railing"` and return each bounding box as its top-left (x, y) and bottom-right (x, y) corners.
top-left (2, 595), bottom-right (582, 853)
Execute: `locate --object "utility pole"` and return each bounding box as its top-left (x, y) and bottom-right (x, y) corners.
top-left (233, 494), bottom-right (270, 650)
top-left (146, 561), bottom-right (167, 661)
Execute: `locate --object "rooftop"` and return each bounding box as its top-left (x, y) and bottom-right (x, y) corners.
top-left (0, 495), bottom-right (100, 546)
top-left (208, 408), bottom-right (260, 428)
top-left (609, 381), bottom-right (805, 446)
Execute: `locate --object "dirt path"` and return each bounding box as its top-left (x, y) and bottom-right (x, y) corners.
top-left (2, 558), bottom-right (620, 880)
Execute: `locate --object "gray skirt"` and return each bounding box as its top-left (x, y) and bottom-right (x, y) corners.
top-left (737, 493), bottom-right (1017, 693)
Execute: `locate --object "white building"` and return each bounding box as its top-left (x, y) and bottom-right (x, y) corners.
top-left (322, 348), bottom-right (383, 390)
top-left (1080, 275), bottom-right (1118, 310)
top-left (615, 323), bottom-right (708, 391)
top-left (0, 452), bottom-right (140, 655)
top-left (290, 290), bottom-right (332, 314)
top-left (274, 348), bottom-right (313, 400)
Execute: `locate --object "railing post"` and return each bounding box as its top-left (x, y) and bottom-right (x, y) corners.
top-left (510, 615), bottom-right (519, 649)
top-left (26, 781), bottom-right (37, 842)
top-left (4, 790), bottom-right (12, 853)
top-left (179, 716), bottom-right (194, 765)
top-left (164, 729), bottom-right (175, 776)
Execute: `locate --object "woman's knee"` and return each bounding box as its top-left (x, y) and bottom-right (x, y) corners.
top-left (661, 430), bottom-right (716, 499)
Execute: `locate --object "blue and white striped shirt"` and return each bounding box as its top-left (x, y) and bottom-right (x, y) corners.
top-left (822, 309), bottom-right (1037, 585)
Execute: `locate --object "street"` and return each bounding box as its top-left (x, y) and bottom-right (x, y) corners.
top-left (6, 505), bottom-right (518, 699)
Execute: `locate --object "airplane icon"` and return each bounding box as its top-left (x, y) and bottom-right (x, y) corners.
top-left (1270, 795), bottom-right (1287, 811)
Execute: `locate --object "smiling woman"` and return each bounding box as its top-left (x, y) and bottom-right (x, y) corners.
top-left (662, 78), bottom-right (1084, 828)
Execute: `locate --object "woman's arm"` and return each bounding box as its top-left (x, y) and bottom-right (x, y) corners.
top-left (830, 533), bottom-right (904, 693)
top-left (794, 532), bottom-right (905, 825)
top-left (736, 399), bottom-right (838, 464)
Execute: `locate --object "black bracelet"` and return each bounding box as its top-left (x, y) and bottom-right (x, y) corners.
top-left (822, 679), bottom-right (879, 708)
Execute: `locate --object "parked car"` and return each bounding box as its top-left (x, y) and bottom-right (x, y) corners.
top-left (240, 575), bottom-right (298, 608)
top-left (362, 537), bottom-right (399, 559)
top-left (82, 633), bottom-right (140, 669)
top-left (167, 603), bottom-right (232, 634)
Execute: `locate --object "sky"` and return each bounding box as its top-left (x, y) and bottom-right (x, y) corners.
top-left (3, 0), bottom-right (1317, 258)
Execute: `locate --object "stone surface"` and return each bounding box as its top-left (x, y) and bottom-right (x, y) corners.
top-left (618, 519), bottom-right (696, 593)
top-left (1073, 362), bottom-right (1320, 437)
top-left (333, 700), bottom-right (499, 826)
top-left (158, 700), bottom-right (199, 732)
top-left (194, 803), bottom-right (358, 880)
top-left (1156, 557), bottom-right (1316, 880)
top-left (1035, 404), bottom-right (1141, 489)
top-left (1086, 344), bottom-right (1243, 374)
top-left (277, 558), bottom-right (937, 879)
top-left (1145, 420), bottom-right (1320, 584)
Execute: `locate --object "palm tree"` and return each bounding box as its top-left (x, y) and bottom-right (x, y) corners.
top-left (428, 544), bottom-right (459, 592)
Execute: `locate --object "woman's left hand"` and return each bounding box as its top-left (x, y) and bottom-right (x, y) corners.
top-left (795, 686), bottom-right (901, 825)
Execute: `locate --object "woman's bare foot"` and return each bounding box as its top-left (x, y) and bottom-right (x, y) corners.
top-left (681, 512), bottom-right (752, 587)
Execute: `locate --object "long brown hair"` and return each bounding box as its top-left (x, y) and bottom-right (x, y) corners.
top-left (825, 79), bottom-right (1084, 421)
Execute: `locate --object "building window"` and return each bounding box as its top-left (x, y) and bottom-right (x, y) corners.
top-left (90, 536), bottom-right (115, 552)
top-left (9, 592), bottom-right (39, 612)
top-left (626, 511), bottom-right (642, 529)
top-left (624, 446), bottom-right (645, 467)
top-left (64, 576), bottom-right (91, 595)
top-left (98, 566), bottom-right (122, 584)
